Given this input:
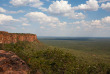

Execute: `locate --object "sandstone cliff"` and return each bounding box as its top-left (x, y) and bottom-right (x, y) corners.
top-left (0, 31), bottom-right (39, 44)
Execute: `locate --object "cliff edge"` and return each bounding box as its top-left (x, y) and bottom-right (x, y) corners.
top-left (0, 31), bottom-right (39, 44)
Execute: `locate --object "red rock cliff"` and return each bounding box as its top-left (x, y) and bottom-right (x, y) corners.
top-left (0, 31), bottom-right (39, 44)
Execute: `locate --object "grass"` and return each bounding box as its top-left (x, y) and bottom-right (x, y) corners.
top-left (0, 41), bottom-right (110, 74)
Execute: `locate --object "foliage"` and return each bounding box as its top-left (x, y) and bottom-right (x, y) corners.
top-left (39, 39), bottom-right (110, 65)
top-left (0, 41), bottom-right (110, 74)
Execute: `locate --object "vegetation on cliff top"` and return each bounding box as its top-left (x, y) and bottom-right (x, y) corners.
top-left (0, 41), bottom-right (110, 74)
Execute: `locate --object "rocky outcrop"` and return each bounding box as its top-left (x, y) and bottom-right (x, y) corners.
top-left (0, 50), bottom-right (30, 74)
top-left (0, 31), bottom-right (39, 44)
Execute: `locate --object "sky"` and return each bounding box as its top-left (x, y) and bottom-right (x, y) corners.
top-left (0, 0), bottom-right (110, 37)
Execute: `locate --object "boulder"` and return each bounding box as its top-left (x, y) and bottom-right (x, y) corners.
top-left (0, 50), bottom-right (30, 74)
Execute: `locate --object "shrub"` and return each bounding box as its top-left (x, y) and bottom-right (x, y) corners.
top-left (0, 41), bottom-right (110, 74)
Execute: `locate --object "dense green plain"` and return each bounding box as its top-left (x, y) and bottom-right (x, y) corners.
top-left (39, 37), bottom-right (110, 65)
top-left (0, 37), bottom-right (110, 74)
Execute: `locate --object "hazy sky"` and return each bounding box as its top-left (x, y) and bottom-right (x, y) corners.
top-left (0, 0), bottom-right (110, 37)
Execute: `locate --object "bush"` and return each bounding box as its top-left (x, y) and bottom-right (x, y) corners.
top-left (0, 41), bottom-right (110, 74)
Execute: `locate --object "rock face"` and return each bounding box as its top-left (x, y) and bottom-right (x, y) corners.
top-left (0, 31), bottom-right (39, 44)
top-left (0, 50), bottom-right (30, 74)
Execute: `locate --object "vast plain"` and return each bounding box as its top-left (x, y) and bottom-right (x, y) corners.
top-left (0, 37), bottom-right (110, 73)
top-left (39, 37), bottom-right (110, 65)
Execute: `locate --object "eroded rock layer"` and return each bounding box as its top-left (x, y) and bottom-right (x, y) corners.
top-left (0, 31), bottom-right (39, 44)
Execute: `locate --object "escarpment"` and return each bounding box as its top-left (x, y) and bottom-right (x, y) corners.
top-left (0, 31), bottom-right (39, 44)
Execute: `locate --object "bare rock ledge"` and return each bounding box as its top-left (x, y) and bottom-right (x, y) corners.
top-left (0, 50), bottom-right (30, 74)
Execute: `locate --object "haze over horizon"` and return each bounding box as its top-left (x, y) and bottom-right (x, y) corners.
top-left (0, 0), bottom-right (110, 37)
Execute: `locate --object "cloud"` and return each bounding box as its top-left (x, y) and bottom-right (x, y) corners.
top-left (19, 18), bottom-right (29, 24)
top-left (76, 26), bottom-right (81, 29)
top-left (3, 26), bottom-right (16, 30)
top-left (0, 7), bottom-right (25, 14)
top-left (63, 12), bottom-right (85, 19)
top-left (48, 0), bottom-right (72, 14)
top-left (0, 7), bottom-right (6, 13)
top-left (10, 0), bottom-right (43, 8)
top-left (101, 2), bottom-right (110, 11)
top-left (40, 26), bottom-right (45, 29)
top-left (102, 16), bottom-right (110, 24)
top-left (73, 0), bottom-right (99, 11)
top-left (72, 16), bottom-right (110, 31)
top-left (25, 12), bottom-right (66, 28)
top-left (0, 14), bottom-right (21, 30)
top-left (38, 7), bottom-right (48, 11)
top-left (47, 0), bottom-right (85, 19)
top-left (22, 23), bottom-right (30, 26)
top-left (98, 0), bottom-right (110, 3)
top-left (0, 14), bottom-right (18, 25)
top-left (7, 10), bottom-right (25, 14)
